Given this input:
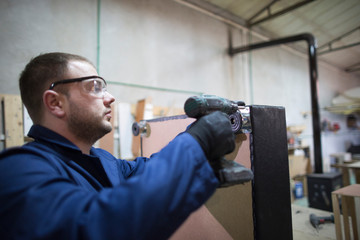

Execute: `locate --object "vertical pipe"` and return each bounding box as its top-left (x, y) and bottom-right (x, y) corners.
top-left (229, 33), bottom-right (323, 173)
top-left (306, 36), bottom-right (322, 173)
top-left (248, 31), bottom-right (254, 104)
top-left (96, 0), bottom-right (101, 74)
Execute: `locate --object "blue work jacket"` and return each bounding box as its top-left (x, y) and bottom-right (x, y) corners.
top-left (0, 125), bottom-right (218, 240)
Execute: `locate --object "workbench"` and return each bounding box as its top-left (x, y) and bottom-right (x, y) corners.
top-left (331, 161), bottom-right (360, 186)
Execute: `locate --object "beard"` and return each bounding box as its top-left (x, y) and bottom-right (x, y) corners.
top-left (67, 101), bottom-right (112, 145)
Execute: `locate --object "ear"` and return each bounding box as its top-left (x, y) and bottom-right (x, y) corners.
top-left (43, 90), bottom-right (66, 118)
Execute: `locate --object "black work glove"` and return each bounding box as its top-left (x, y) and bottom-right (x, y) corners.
top-left (187, 111), bottom-right (235, 161)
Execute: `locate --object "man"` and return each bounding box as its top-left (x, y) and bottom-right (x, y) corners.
top-left (0, 52), bottom-right (235, 239)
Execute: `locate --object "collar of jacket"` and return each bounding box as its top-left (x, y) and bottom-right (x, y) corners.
top-left (27, 124), bottom-right (113, 190)
top-left (27, 124), bottom-right (89, 154)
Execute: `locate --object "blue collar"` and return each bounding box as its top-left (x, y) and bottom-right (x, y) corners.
top-left (27, 125), bottom-right (113, 188)
top-left (28, 125), bottom-right (86, 153)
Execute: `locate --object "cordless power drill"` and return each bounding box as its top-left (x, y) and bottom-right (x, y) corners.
top-left (184, 95), bottom-right (254, 187)
top-left (309, 214), bottom-right (334, 230)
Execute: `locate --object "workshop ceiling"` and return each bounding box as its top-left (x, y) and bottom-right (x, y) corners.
top-left (178, 0), bottom-right (360, 77)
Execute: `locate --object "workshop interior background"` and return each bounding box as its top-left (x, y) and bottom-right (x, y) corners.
top-left (0, 0), bottom-right (359, 173)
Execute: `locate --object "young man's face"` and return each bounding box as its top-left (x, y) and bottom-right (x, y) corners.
top-left (63, 60), bottom-right (115, 144)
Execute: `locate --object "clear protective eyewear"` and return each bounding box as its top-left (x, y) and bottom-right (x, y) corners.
top-left (49, 75), bottom-right (107, 98)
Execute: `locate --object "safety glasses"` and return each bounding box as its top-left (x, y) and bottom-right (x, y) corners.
top-left (49, 75), bottom-right (107, 98)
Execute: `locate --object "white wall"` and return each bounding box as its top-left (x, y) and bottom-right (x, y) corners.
top-left (0, 0), bottom-right (359, 171)
top-left (99, 0), bottom-right (241, 107)
top-left (0, 0), bottom-right (99, 94)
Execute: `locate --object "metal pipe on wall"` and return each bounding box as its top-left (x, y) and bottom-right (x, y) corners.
top-left (96, 0), bottom-right (101, 73)
top-left (229, 33), bottom-right (323, 173)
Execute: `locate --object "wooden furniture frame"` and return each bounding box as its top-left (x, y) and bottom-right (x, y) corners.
top-left (332, 184), bottom-right (360, 240)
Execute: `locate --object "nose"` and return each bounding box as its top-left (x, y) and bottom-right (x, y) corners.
top-left (103, 91), bottom-right (115, 106)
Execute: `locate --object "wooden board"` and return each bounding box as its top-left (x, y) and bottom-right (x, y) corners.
top-left (141, 117), bottom-right (254, 239)
top-left (332, 184), bottom-right (360, 240)
top-left (0, 94), bottom-right (24, 148)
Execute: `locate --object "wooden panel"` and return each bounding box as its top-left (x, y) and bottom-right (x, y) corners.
top-left (170, 205), bottom-right (233, 240)
top-left (333, 184), bottom-right (360, 197)
top-left (0, 94), bottom-right (24, 148)
top-left (141, 117), bottom-right (254, 240)
top-left (141, 117), bottom-right (194, 157)
top-left (332, 193), bottom-right (342, 240)
top-left (332, 184), bottom-right (360, 240)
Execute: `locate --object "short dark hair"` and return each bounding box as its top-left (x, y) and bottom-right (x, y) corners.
top-left (19, 52), bottom-right (93, 124)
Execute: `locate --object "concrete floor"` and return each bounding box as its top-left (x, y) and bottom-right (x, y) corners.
top-left (292, 201), bottom-right (336, 240)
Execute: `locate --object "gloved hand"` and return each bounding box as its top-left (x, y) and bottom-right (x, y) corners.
top-left (187, 111), bottom-right (235, 161)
